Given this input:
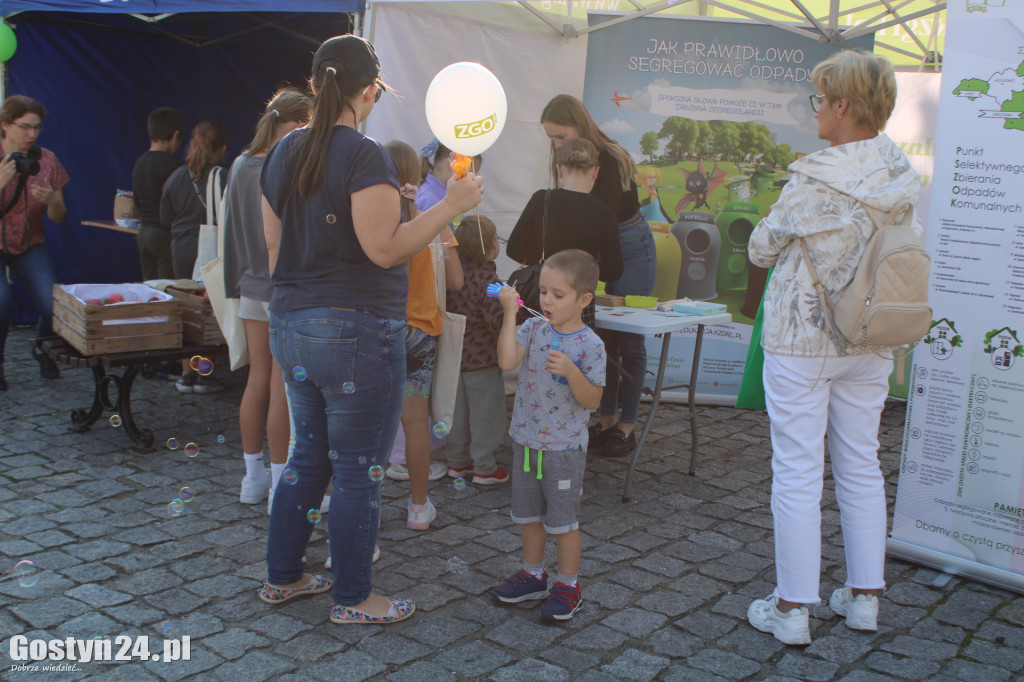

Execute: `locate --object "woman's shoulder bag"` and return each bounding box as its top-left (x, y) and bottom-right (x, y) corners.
top-left (506, 190), bottom-right (550, 325)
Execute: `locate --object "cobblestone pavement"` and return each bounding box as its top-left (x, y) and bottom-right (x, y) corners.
top-left (2, 326), bottom-right (1023, 681)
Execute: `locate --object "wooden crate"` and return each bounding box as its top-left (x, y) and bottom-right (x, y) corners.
top-left (166, 286), bottom-right (225, 346)
top-left (53, 285), bottom-right (182, 356)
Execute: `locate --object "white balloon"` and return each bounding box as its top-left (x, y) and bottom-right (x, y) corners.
top-left (424, 62), bottom-right (507, 157)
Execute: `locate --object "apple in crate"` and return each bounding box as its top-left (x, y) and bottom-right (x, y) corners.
top-left (85, 299), bottom-right (103, 306)
top-left (107, 293), bottom-right (125, 304)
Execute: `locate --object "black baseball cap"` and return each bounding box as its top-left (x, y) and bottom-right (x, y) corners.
top-left (312, 35), bottom-right (380, 84)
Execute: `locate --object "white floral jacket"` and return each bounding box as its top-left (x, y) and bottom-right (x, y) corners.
top-left (748, 133), bottom-right (923, 357)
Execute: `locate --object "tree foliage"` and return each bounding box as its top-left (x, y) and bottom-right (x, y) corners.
top-left (650, 117), bottom-right (793, 168)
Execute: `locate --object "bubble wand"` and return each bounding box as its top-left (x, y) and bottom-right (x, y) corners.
top-left (486, 282), bottom-right (545, 319)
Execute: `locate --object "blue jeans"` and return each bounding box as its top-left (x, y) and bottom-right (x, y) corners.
top-left (267, 308), bottom-right (405, 606)
top-left (0, 244), bottom-right (56, 366)
top-left (601, 213), bottom-right (657, 424)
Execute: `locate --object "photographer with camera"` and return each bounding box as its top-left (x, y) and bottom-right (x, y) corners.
top-left (0, 95), bottom-right (69, 391)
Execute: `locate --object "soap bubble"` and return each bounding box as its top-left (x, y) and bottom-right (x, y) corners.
top-left (184, 442), bottom-right (199, 458)
top-left (292, 366), bottom-right (307, 382)
top-left (328, 450), bottom-right (338, 460)
top-left (109, 415), bottom-right (122, 428)
top-left (343, 382), bottom-right (355, 394)
top-left (368, 465), bottom-right (384, 482)
top-left (14, 560), bottom-right (39, 588)
top-left (166, 437), bottom-right (179, 450)
top-left (358, 456), bottom-right (367, 465)
top-left (216, 435), bottom-right (225, 444)
top-left (157, 620), bottom-right (174, 637)
top-left (195, 357), bottom-right (214, 376)
top-left (307, 509), bottom-right (322, 524)
top-left (432, 421), bottom-right (449, 438)
top-left (370, 500), bottom-right (379, 509)
top-left (282, 469), bottom-right (298, 485)
top-left (447, 557), bottom-right (467, 574)
top-left (453, 478), bottom-right (466, 491)
top-left (178, 487), bottom-right (194, 502)
top-left (189, 355), bottom-right (203, 372)
top-left (167, 499), bottom-right (185, 517)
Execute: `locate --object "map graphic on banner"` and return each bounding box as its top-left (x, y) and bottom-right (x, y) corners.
top-left (890, 2), bottom-right (1024, 592)
top-left (951, 50), bottom-right (1024, 130)
top-left (582, 14), bottom-right (870, 401)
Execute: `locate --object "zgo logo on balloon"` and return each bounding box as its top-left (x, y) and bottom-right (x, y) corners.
top-left (454, 114), bottom-right (498, 140)
top-left (426, 63), bottom-right (507, 157)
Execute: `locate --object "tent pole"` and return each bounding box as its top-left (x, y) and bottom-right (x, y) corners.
top-left (843, 3), bottom-right (945, 40)
top-left (787, 0), bottom-right (829, 37)
top-left (876, 0), bottom-right (929, 55)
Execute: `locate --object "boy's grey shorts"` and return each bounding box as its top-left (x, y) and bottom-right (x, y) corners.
top-left (510, 443), bottom-right (585, 534)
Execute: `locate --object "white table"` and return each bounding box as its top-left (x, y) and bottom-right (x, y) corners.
top-left (594, 306), bottom-right (733, 502)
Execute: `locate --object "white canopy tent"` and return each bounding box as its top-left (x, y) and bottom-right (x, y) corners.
top-left (361, 1), bottom-right (944, 275)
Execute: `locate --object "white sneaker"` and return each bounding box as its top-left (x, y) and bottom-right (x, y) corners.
top-left (386, 462), bottom-right (409, 481)
top-left (325, 543), bottom-right (378, 570)
top-left (386, 461), bottom-right (447, 481)
top-left (407, 498), bottom-right (437, 531)
top-left (428, 461), bottom-right (447, 481)
top-left (829, 587), bottom-right (879, 632)
top-left (240, 470), bottom-right (271, 504)
top-left (747, 596), bottom-right (811, 646)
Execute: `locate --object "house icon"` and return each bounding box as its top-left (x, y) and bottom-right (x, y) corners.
top-left (926, 318), bottom-right (960, 361)
top-left (983, 327), bottom-right (1021, 371)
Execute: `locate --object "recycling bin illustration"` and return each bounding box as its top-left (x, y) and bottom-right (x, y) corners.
top-left (715, 201), bottom-right (760, 292)
top-left (670, 212), bottom-right (720, 301)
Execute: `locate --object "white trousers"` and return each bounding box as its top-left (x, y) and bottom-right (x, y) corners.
top-left (763, 351), bottom-right (892, 603)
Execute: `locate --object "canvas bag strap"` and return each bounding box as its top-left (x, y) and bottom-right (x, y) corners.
top-left (205, 167), bottom-right (223, 227)
top-left (540, 189), bottom-right (549, 262)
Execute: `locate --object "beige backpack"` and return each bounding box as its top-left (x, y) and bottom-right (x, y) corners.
top-left (800, 201), bottom-right (932, 350)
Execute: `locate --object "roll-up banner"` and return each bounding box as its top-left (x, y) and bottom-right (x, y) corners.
top-left (889, 0), bottom-right (1024, 593)
top-left (581, 14), bottom-right (872, 404)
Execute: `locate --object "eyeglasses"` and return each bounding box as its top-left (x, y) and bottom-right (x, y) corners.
top-left (12, 122), bottom-right (43, 133)
top-left (364, 78), bottom-right (386, 103)
top-left (809, 94), bottom-right (826, 114)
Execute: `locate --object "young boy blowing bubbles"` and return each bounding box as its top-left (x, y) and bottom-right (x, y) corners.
top-left (494, 249), bottom-right (606, 622)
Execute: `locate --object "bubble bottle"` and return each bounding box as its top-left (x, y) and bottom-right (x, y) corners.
top-left (549, 329), bottom-right (568, 385)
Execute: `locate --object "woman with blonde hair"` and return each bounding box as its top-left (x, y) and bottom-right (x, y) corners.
top-left (223, 88), bottom-right (311, 507)
top-left (540, 95), bottom-right (655, 458)
top-left (745, 49), bottom-right (922, 646)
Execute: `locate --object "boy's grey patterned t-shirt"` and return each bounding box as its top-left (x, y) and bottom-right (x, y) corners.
top-left (509, 318), bottom-right (606, 451)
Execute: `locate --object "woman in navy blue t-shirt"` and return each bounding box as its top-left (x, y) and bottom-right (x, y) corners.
top-left (257, 35), bottom-right (483, 626)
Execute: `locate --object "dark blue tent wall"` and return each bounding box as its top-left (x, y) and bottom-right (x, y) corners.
top-left (5, 10), bottom-right (353, 322)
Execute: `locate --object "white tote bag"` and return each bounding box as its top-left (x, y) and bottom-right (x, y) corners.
top-left (430, 310), bottom-right (466, 435)
top-left (429, 237), bottom-right (465, 435)
top-left (192, 167), bottom-right (224, 282)
top-left (199, 173), bottom-right (248, 370)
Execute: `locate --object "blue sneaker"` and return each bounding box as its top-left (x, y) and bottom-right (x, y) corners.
top-left (540, 582), bottom-right (583, 622)
top-left (492, 570), bottom-right (549, 603)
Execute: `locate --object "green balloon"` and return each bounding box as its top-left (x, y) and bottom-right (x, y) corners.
top-left (0, 24), bottom-right (16, 63)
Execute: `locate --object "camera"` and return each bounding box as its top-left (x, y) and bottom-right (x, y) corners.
top-left (9, 145), bottom-right (41, 176)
